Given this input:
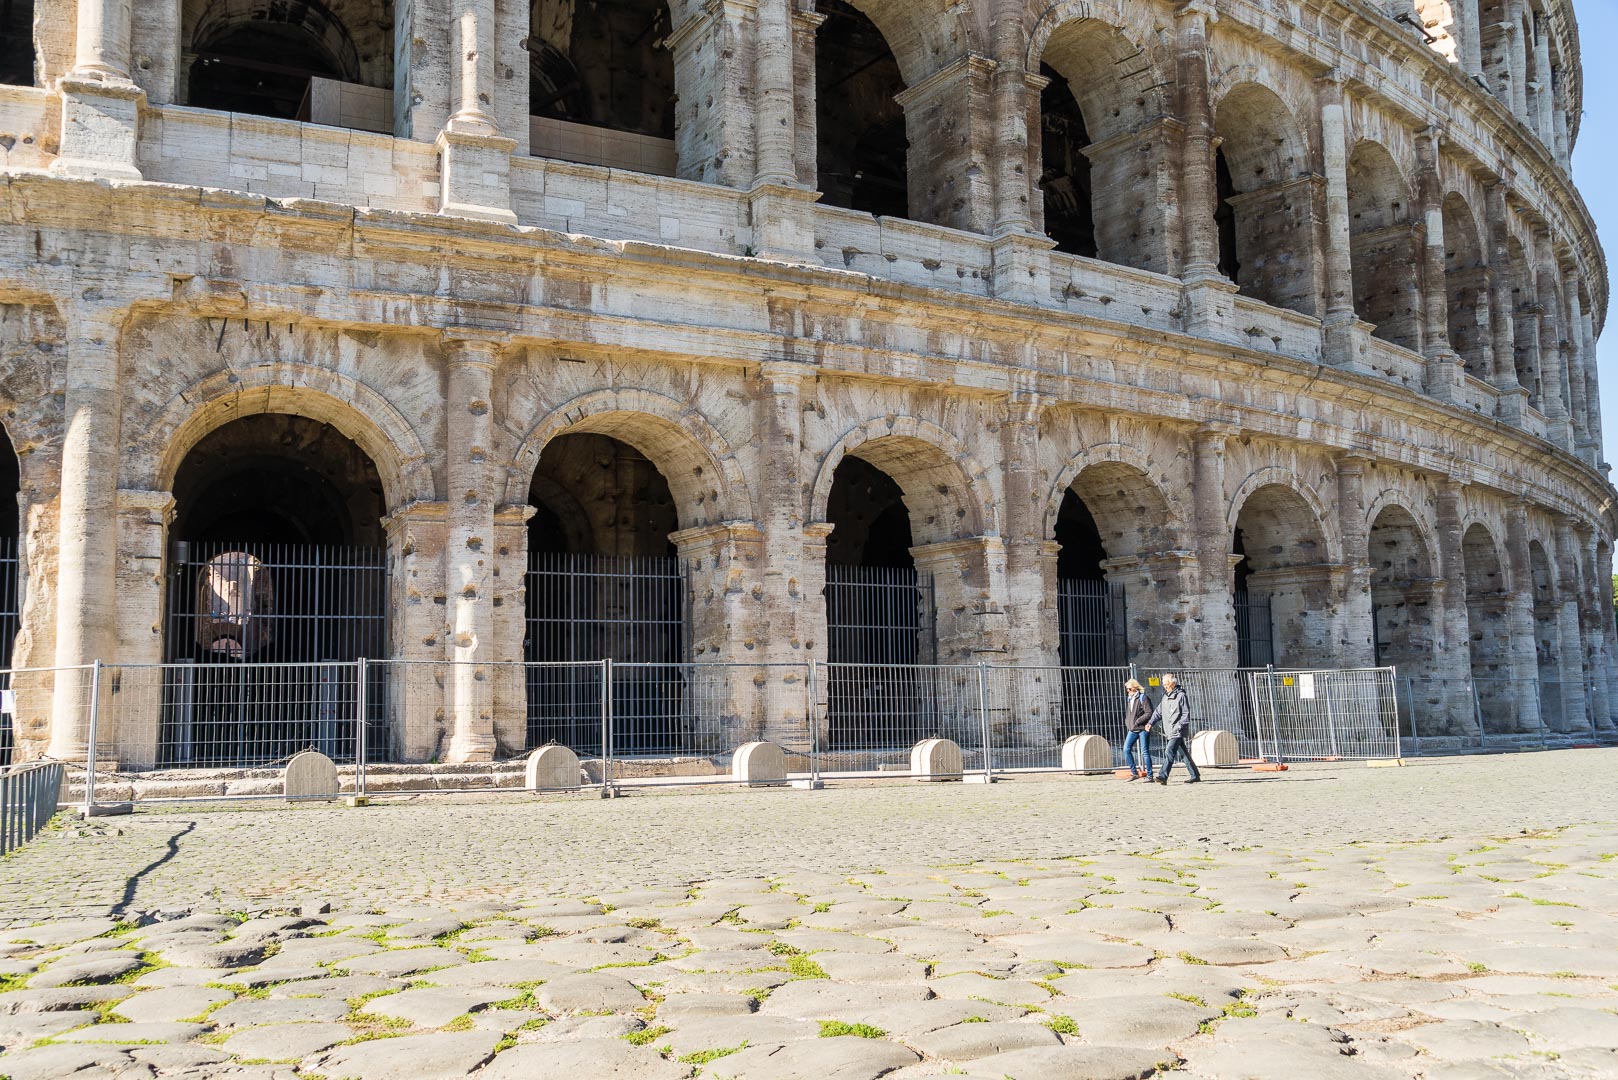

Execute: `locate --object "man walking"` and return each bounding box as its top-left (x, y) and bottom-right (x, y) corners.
top-left (1150, 674), bottom-right (1200, 785)
top-left (1121, 678), bottom-right (1153, 780)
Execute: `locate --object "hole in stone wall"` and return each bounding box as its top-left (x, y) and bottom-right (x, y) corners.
top-left (816, 0), bottom-right (908, 220)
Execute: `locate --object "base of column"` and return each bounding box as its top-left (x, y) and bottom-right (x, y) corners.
top-left (746, 183), bottom-right (820, 264)
top-left (990, 230), bottom-right (1056, 307)
top-left (50, 77), bottom-right (145, 182)
top-left (436, 128), bottom-right (519, 225)
top-left (1423, 348), bottom-right (1465, 403)
top-left (1179, 276), bottom-right (1239, 339)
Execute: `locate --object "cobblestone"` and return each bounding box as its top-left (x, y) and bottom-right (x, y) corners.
top-left (0, 752), bottom-right (1616, 1077)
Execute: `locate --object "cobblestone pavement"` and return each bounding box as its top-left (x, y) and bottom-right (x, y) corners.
top-left (0, 751), bottom-right (1616, 1078)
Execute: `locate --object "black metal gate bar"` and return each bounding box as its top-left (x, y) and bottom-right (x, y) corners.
top-left (1236, 590), bottom-right (1274, 668)
top-left (0, 535), bottom-right (17, 766)
top-left (524, 551), bottom-right (689, 753)
top-left (160, 541), bottom-right (389, 767)
top-left (824, 564), bottom-right (937, 750)
top-left (1056, 578), bottom-right (1127, 746)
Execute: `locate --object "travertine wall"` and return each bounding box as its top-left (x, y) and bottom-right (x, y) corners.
top-left (0, 0), bottom-right (1609, 765)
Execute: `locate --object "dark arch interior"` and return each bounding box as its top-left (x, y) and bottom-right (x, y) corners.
top-left (529, 0), bottom-right (675, 138)
top-left (527, 433), bottom-right (679, 559)
top-left (188, 24), bottom-right (347, 120)
top-left (816, 0), bottom-right (908, 219)
top-left (1039, 65), bottom-right (1096, 258)
top-left (1215, 147), bottom-right (1239, 282)
top-left (173, 414), bottom-right (384, 547)
top-left (0, 425), bottom-right (19, 764)
top-left (1054, 489), bottom-right (1106, 580)
top-left (0, 0), bottom-right (33, 86)
top-left (826, 454), bottom-right (913, 568)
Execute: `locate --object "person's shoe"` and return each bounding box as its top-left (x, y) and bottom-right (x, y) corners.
top-left (1154, 776), bottom-right (1167, 786)
top-left (1185, 777), bottom-right (1201, 785)
top-left (1125, 772), bottom-right (1138, 782)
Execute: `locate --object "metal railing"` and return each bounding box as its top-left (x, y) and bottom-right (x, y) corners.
top-left (1, 760), bottom-right (63, 854)
top-left (20, 656), bottom-right (1601, 810)
top-left (1393, 674), bottom-right (1609, 754)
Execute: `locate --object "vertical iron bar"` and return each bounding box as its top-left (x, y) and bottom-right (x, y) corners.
top-left (808, 659), bottom-right (820, 784)
top-left (355, 658), bottom-right (368, 799)
top-left (601, 657), bottom-right (612, 791)
top-left (976, 661), bottom-right (992, 782)
top-left (83, 661), bottom-right (102, 815)
top-left (1323, 674), bottom-right (1339, 758)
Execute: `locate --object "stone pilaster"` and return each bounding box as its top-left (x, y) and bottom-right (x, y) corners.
top-left (1335, 454), bottom-right (1376, 667)
top-left (895, 56), bottom-right (997, 234)
top-left (756, 362), bottom-right (814, 745)
top-left (1318, 72), bottom-right (1358, 367)
top-left (1532, 232), bottom-right (1569, 446)
top-left (1416, 130), bottom-right (1463, 401)
top-left (989, 0), bottom-right (1033, 237)
top-left (1082, 118), bottom-right (1185, 277)
top-left (668, 0), bottom-right (756, 187)
top-left (51, 0), bottom-right (145, 180)
top-left (672, 521), bottom-right (769, 746)
top-left (108, 489), bottom-right (174, 770)
top-left (1174, 0), bottom-right (1220, 283)
top-left (385, 501), bottom-right (450, 763)
top-left (1454, 0), bottom-right (1483, 79)
top-left (753, 0), bottom-right (797, 188)
top-left (791, 6), bottom-right (823, 188)
top-left (1596, 541), bottom-right (1618, 731)
top-left (998, 392), bottom-right (1054, 667)
top-left (491, 503), bottom-right (535, 756)
top-left (1503, 499), bottom-right (1544, 733)
top-left (1433, 480), bottom-right (1481, 735)
top-left (443, 333), bottom-right (501, 762)
top-left (1551, 517), bottom-right (1588, 733)
top-left (436, 0), bottom-right (518, 223)
top-left (1530, 12), bottom-right (1555, 147)
top-left (1191, 425), bottom-right (1237, 668)
top-left (1484, 184), bottom-right (1526, 419)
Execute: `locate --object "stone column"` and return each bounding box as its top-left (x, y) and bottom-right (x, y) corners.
top-left (1484, 184), bottom-right (1529, 426)
top-left (791, 7), bottom-right (823, 189)
top-left (1551, 98), bottom-right (1570, 170)
top-left (108, 489), bottom-right (174, 770)
top-left (51, 0), bottom-right (145, 180)
top-left (756, 361), bottom-right (814, 748)
top-left (1530, 13), bottom-right (1554, 147)
top-left (749, 0), bottom-right (820, 261)
top-left (1580, 308), bottom-right (1605, 462)
top-left (1415, 130), bottom-right (1462, 400)
top-left (491, 504), bottom-right (535, 755)
top-left (989, 0), bottom-right (1031, 236)
top-left (999, 392), bottom-right (1056, 667)
top-left (1503, 499), bottom-right (1544, 733)
top-left (1506, 2), bottom-right (1528, 120)
top-left (1318, 72), bottom-right (1358, 367)
top-left (1597, 541), bottom-right (1618, 731)
top-left (1552, 517), bottom-right (1588, 732)
top-left (1532, 232), bottom-right (1569, 444)
top-left (1560, 263), bottom-right (1588, 454)
top-left (385, 502), bottom-right (449, 762)
top-left (48, 303), bottom-right (131, 761)
top-left (436, 0), bottom-right (518, 223)
top-left (1453, 0), bottom-right (1483, 80)
top-left (895, 56), bottom-right (997, 234)
top-left (1434, 480), bottom-right (1481, 735)
top-left (1191, 425), bottom-right (1237, 668)
top-left (1174, 1), bottom-right (1220, 283)
top-left (442, 333), bottom-right (501, 762)
top-left (1335, 454), bottom-right (1376, 667)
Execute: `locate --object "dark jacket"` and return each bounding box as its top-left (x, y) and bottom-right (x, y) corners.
top-left (1150, 687), bottom-right (1193, 737)
top-left (1124, 693), bottom-right (1153, 732)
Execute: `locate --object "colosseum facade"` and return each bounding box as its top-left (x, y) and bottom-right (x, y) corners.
top-left (0, 0), bottom-right (1609, 769)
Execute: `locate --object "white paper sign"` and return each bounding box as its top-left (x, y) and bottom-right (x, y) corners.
top-left (0, 688), bottom-right (15, 715)
top-left (1298, 673), bottom-right (1316, 700)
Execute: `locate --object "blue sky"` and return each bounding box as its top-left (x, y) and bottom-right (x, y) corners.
top-left (1571, 3), bottom-right (1616, 467)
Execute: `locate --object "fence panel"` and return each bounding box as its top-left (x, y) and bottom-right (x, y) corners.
top-left (988, 666), bottom-right (1132, 772)
top-left (1167, 669), bottom-right (1268, 760)
top-left (816, 663), bottom-right (985, 776)
top-left (1246, 668), bottom-right (1400, 760)
top-left (1, 761), bottom-right (64, 855)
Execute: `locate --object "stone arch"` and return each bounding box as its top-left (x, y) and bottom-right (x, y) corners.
top-left (148, 366), bottom-right (434, 513)
top-left (1347, 140), bottom-right (1420, 351)
top-left (505, 388), bottom-right (751, 529)
top-left (1225, 469), bottom-right (1336, 563)
top-left (1229, 475), bottom-right (1335, 668)
top-left (1212, 81), bottom-right (1319, 316)
top-left (810, 418), bottom-right (994, 545)
top-left (1042, 442), bottom-right (1186, 550)
top-left (839, 0), bottom-right (975, 87)
top-left (1443, 193), bottom-right (1490, 378)
top-left (1368, 503), bottom-right (1438, 677)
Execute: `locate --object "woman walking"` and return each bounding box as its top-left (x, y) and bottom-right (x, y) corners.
top-left (1121, 678), bottom-right (1154, 780)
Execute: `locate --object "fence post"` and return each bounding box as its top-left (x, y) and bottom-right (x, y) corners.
top-left (1264, 663), bottom-right (1284, 765)
top-left (354, 658), bottom-right (368, 801)
top-left (82, 661), bottom-right (102, 816)
top-left (1473, 680), bottom-right (1485, 751)
top-left (1322, 673), bottom-right (1340, 758)
top-left (976, 662), bottom-right (993, 783)
top-left (1406, 677), bottom-right (1421, 757)
top-left (807, 660), bottom-right (821, 785)
top-left (601, 658), bottom-right (613, 794)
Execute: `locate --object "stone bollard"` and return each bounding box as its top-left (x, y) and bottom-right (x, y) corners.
top-left (1191, 730), bottom-right (1239, 768)
top-left (732, 741), bottom-right (788, 787)
top-left (526, 745), bottom-right (582, 791)
top-left (910, 737), bottom-right (963, 781)
top-left (284, 751), bottom-right (339, 801)
top-left (1061, 733), bottom-right (1112, 772)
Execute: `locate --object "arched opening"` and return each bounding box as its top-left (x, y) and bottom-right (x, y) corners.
top-left (1369, 505), bottom-right (1437, 676)
top-left (1443, 195), bottom-right (1490, 378)
top-left (824, 453), bottom-right (931, 748)
top-left (0, 425), bottom-right (18, 765)
top-left (1214, 84), bottom-right (1318, 316)
top-left (528, 0), bottom-right (678, 174)
top-left (0, 0), bottom-right (33, 86)
top-left (816, 0), bottom-right (909, 219)
top-left (1232, 484), bottom-right (1330, 669)
top-left (525, 432), bottom-right (686, 753)
top-left (1529, 539), bottom-right (1561, 729)
top-left (1038, 66), bottom-right (1095, 258)
top-left (1462, 523), bottom-right (1511, 726)
top-left (1347, 142), bottom-right (1420, 351)
top-left (162, 414), bottom-right (389, 767)
top-left (184, 0), bottom-right (393, 132)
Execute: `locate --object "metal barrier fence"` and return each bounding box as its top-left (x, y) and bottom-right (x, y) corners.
top-left (1, 760), bottom-right (63, 854)
top-left (1394, 675), bottom-right (1610, 754)
top-left (0, 659), bottom-right (1439, 809)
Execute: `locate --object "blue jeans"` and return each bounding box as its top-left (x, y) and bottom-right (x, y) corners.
top-left (1158, 734), bottom-right (1201, 781)
top-left (1123, 729), bottom-right (1153, 775)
